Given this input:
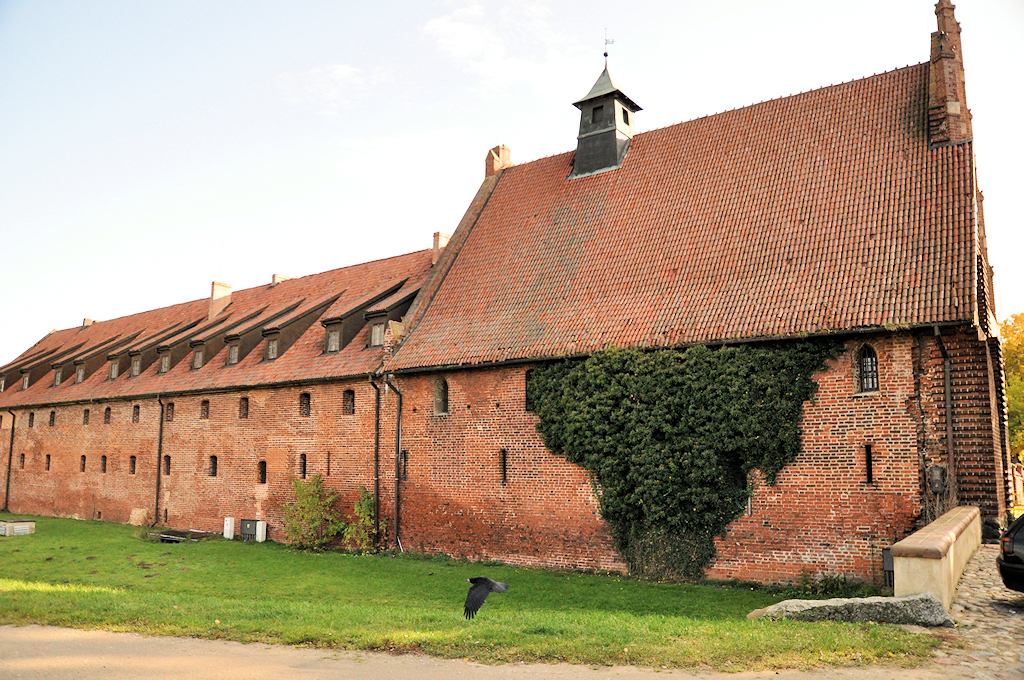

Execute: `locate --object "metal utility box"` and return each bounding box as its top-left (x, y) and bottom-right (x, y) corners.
top-left (0, 519), bottom-right (35, 537)
top-left (240, 519), bottom-right (257, 541)
top-left (255, 520), bottom-right (267, 543)
top-left (223, 517), bottom-right (235, 540)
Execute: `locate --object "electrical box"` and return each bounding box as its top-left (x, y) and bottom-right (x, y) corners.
top-left (223, 517), bottom-right (235, 540)
top-left (240, 518), bottom-right (257, 541)
top-left (0, 519), bottom-right (35, 537)
top-left (256, 520), bottom-right (267, 543)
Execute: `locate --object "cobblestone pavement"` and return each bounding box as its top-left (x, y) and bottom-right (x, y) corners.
top-left (932, 544), bottom-right (1024, 679)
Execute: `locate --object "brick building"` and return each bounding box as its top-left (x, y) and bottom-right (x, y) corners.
top-left (0, 1), bottom-right (1014, 584)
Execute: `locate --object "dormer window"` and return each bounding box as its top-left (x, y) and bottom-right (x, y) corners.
top-left (76, 367), bottom-right (85, 383)
top-left (267, 338), bottom-right (279, 360)
top-left (326, 329), bottom-right (341, 353)
top-left (109, 361), bottom-right (119, 380)
top-left (54, 369), bottom-right (62, 386)
top-left (0, 377), bottom-right (5, 392)
top-left (370, 323), bottom-right (385, 347)
top-left (131, 357), bottom-right (141, 377)
top-left (159, 354), bottom-right (170, 373)
top-left (22, 374), bottom-right (30, 390)
top-left (227, 345), bottom-right (239, 365)
top-left (192, 349), bottom-right (204, 370)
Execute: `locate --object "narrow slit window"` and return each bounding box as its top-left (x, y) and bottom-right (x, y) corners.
top-left (434, 378), bottom-right (449, 415)
top-left (239, 397), bottom-right (249, 419)
top-left (165, 402), bottom-right (174, 422)
top-left (49, 411), bottom-right (55, 426)
top-left (524, 369), bottom-right (535, 412)
top-left (83, 409), bottom-right (90, 425)
top-left (210, 455), bottom-right (218, 477)
top-left (401, 449), bottom-right (408, 480)
top-left (45, 454), bottom-right (50, 471)
top-left (500, 448), bottom-right (508, 486)
top-left (19, 453), bottom-right (25, 469)
top-left (299, 453), bottom-right (307, 479)
top-left (258, 460), bottom-right (267, 484)
top-left (80, 455), bottom-right (86, 473)
top-left (342, 389), bottom-right (355, 415)
top-left (101, 455), bottom-right (107, 473)
top-left (200, 400), bottom-right (210, 419)
top-left (132, 405), bottom-right (140, 423)
top-left (28, 412), bottom-right (35, 427)
top-left (104, 407), bottom-right (111, 424)
top-left (129, 455), bottom-right (136, 475)
top-left (299, 393), bottom-right (311, 417)
top-left (865, 445), bottom-right (874, 484)
top-left (163, 455), bottom-right (171, 475)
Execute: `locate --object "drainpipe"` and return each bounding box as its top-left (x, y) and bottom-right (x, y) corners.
top-left (369, 376), bottom-right (381, 549)
top-left (152, 397), bottom-right (165, 527)
top-left (3, 410), bottom-right (16, 512)
top-left (383, 374), bottom-right (403, 551)
top-left (933, 327), bottom-right (957, 505)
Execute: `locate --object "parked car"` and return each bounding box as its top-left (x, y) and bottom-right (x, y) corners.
top-left (997, 513), bottom-right (1024, 592)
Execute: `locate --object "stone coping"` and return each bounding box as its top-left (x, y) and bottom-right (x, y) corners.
top-left (890, 506), bottom-right (979, 559)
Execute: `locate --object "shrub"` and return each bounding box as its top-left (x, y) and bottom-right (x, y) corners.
top-left (342, 485), bottom-right (387, 552)
top-left (282, 474), bottom-right (346, 552)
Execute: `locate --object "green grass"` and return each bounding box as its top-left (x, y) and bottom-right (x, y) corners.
top-left (0, 513), bottom-right (939, 671)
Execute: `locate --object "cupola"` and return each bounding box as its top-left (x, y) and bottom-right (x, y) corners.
top-left (569, 67), bottom-right (641, 179)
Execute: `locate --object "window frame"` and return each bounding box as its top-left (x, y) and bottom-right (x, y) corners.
top-left (855, 345), bottom-right (880, 394)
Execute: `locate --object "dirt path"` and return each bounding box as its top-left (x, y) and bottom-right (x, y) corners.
top-left (1, 546), bottom-right (1021, 680)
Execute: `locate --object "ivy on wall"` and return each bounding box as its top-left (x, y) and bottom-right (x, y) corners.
top-left (528, 342), bottom-right (839, 580)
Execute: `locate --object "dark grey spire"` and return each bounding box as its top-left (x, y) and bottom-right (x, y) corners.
top-left (569, 67), bottom-right (641, 179)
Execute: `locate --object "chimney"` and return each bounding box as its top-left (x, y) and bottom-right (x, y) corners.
top-left (209, 281), bottom-right (231, 320)
top-left (271, 273), bottom-right (291, 287)
top-left (432, 232), bottom-right (451, 265)
top-left (928, 0), bottom-right (971, 147)
top-left (82, 318), bottom-right (94, 328)
top-left (485, 145), bottom-right (512, 178)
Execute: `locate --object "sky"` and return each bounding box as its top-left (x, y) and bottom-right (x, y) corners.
top-left (1, 0), bottom-right (1021, 366)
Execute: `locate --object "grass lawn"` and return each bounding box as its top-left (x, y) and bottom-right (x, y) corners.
top-left (0, 513), bottom-right (940, 671)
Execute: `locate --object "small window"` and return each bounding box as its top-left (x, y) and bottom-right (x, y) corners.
top-left (45, 454), bottom-right (50, 471)
top-left (369, 324), bottom-right (385, 347)
top-left (132, 405), bottom-right (140, 423)
top-left (299, 453), bottom-right (307, 479)
top-left (19, 453), bottom-right (25, 469)
top-left (54, 369), bottom-right (62, 386)
top-left (163, 455), bottom-right (171, 475)
top-left (159, 354), bottom-right (170, 373)
top-left (101, 455), bottom-right (107, 473)
top-left (401, 449), bottom-right (408, 480)
top-left (258, 460), bottom-right (267, 484)
top-left (192, 349), bottom-right (204, 370)
top-left (76, 367), bottom-right (85, 383)
top-left (434, 378), bottom-right (449, 415)
top-left (104, 407), bottom-right (111, 424)
top-left (49, 411), bottom-right (55, 426)
top-left (500, 448), bottom-right (508, 485)
top-left (267, 338), bottom-right (279, 360)
top-left (109, 361), bottom-right (119, 380)
top-left (524, 369), bottom-right (535, 412)
top-left (342, 389), bottom-right (355, 415)
top-left (857, 345), bottom-right (879, 393)
top-left (80, 455), bottom-right (86, 473)
top-left (622, 108), bottom-right (629, 125)
top-left (228, 345), bottom-right (240, 365)
top-left (131, 357), bottom-right (141, 377)
top-left (299, 393), bottom-right (311, 417)
top-left (209, 455), bottom-right (218, 477)
top-left (28, 412), bottom-right (34, 427)
top-left (239, 397), bottom-right (249, 419)
top-left (200, 400), bottom-right (210, 419)
top-left (165, 402), bottom-right (175, 422)
top-left (83, 409), bottom-right (90, 425)
top-left (326, 329), bottom-right (341, 353)
top-left (129, 455), bottom-right (136, 475)
top-left (0, 377), bottom-right (5, 391)
top-left (591, 104), bottom-right (604, 124)
top-left (865, 444), bottom-right (874, 484)
top-left (22, 374), bottom-right (30, 390)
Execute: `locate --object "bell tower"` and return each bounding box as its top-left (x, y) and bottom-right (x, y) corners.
top-left (569, 67), bottom-right (642, 179)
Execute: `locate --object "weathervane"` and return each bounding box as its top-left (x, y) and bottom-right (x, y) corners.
top-left (604, 28), bottom-right (614, 65)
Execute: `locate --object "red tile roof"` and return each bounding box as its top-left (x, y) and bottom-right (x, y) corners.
top-left (387, 64), bottom-right (979, 371)
top-left (0, 250), bottom-right (431, 408)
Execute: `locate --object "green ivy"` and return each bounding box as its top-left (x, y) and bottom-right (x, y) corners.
top-left (528, 342), bottom-right (839, 580)
top-left (282, 474), bottom-right (346, 552)
top-left (343, 485), bottom-right (388, 552)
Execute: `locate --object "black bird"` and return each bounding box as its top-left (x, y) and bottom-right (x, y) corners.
top-left (464, 576), bottom-right (508, 619)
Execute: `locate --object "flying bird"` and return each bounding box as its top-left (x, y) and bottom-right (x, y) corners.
top-left (464, 576), bottom-right (509, 619)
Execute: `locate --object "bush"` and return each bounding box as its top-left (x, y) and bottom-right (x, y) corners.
top-left (282, 475), bottom-right (346, 552)
top-left (342, 486), bottom-right (387, 552)
top-left (528, 342), bottom-right (838, 580)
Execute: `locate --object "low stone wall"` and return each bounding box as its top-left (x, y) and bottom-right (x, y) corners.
top-left (891, 505), bottom-right (980, 610)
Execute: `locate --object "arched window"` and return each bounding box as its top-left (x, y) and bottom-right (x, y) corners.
top-left (342, 390), bottom-right (355, 415)
top-left (299, 393), bottom-right (311, 417)
top-left (209, 455), bottom-right (218, 477)
top-left (857, 345), bottom-right (879, 393)
top-left (434, 377), bottom-right (449, 415)
top-left (132, 405), bottom-right (140, 423)
top-left (104, 407), bottom-right (111, 424)
top-left (258, 460), bottom-right (267, 484)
